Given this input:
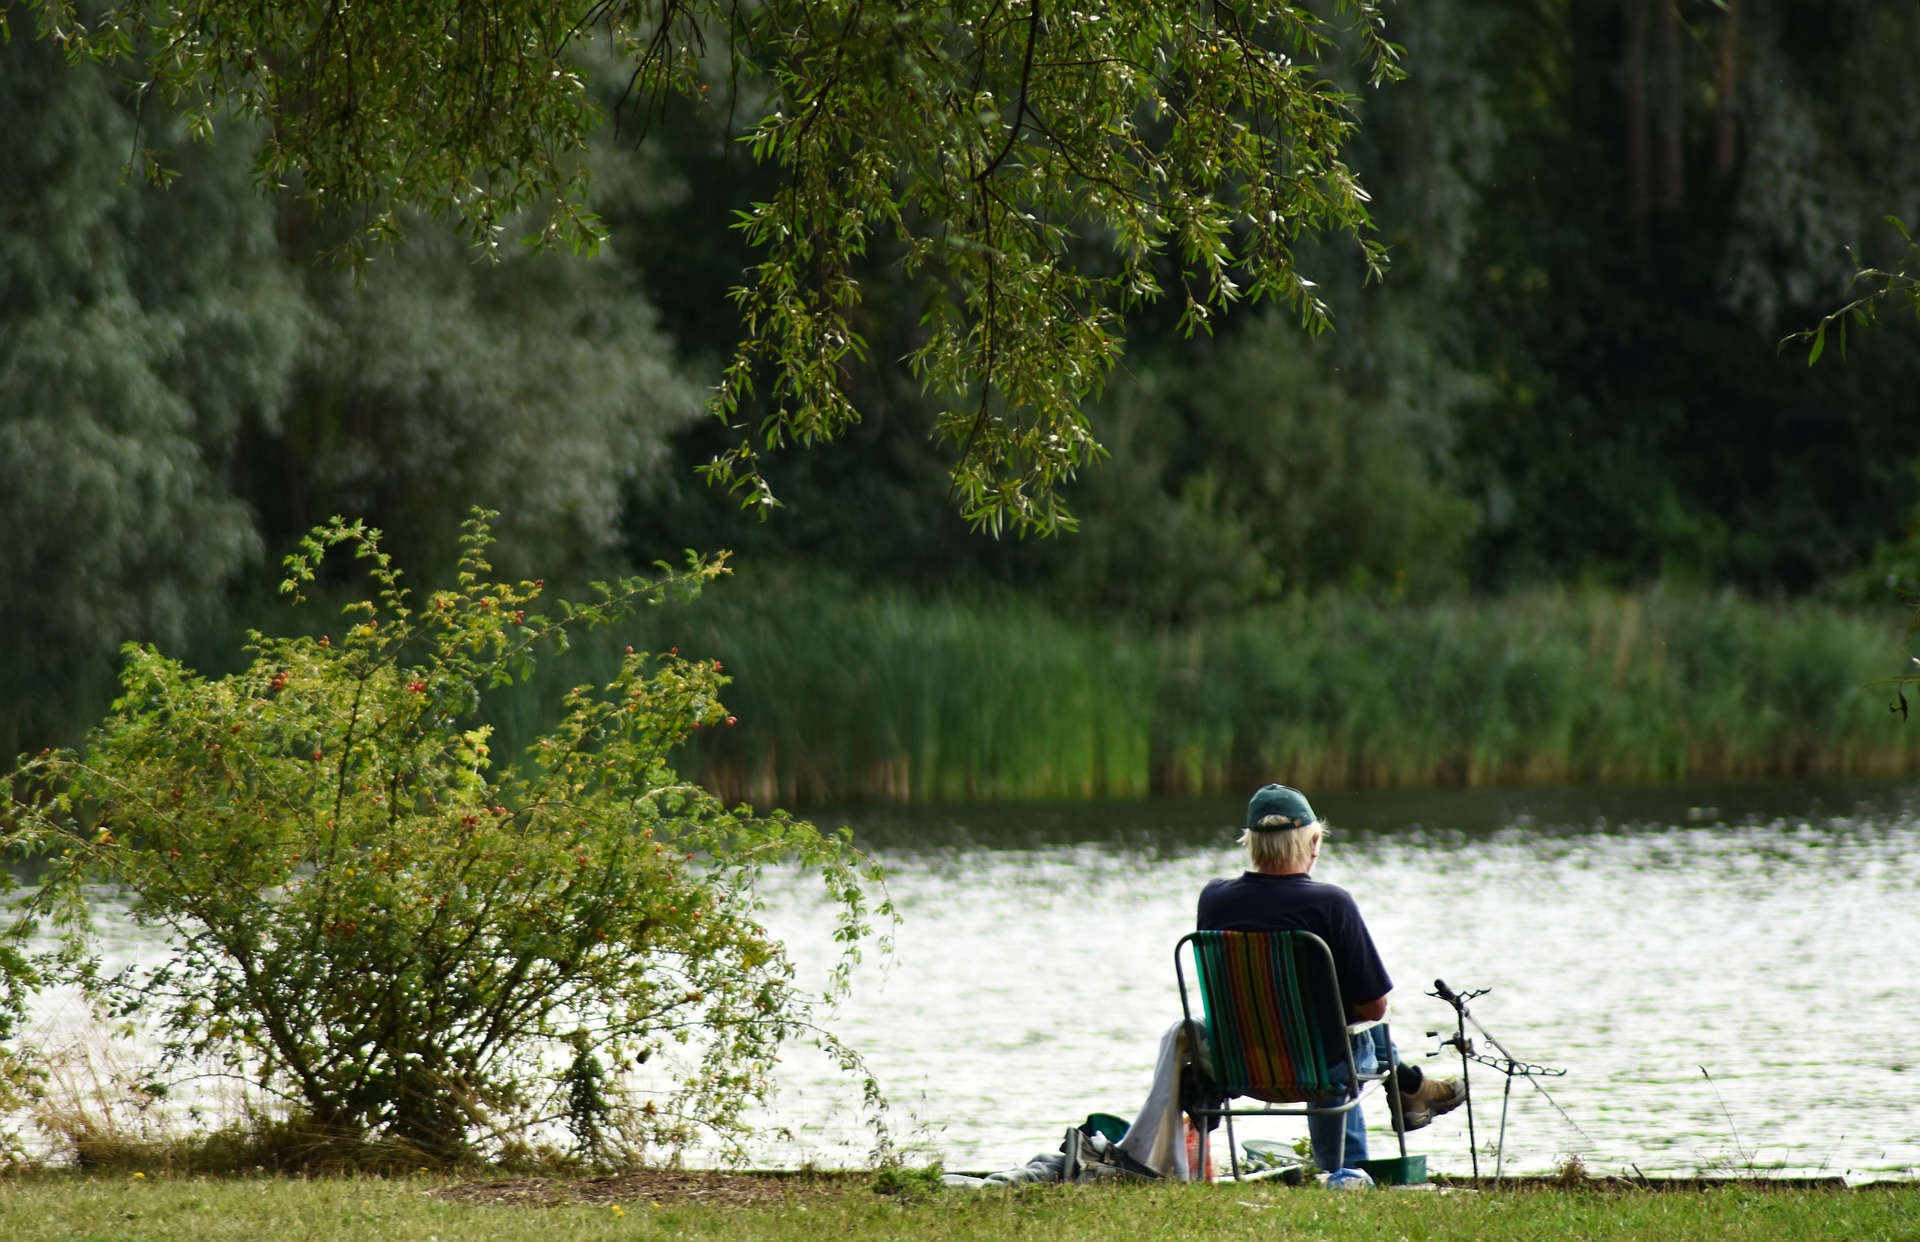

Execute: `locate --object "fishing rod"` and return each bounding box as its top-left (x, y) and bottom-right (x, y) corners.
top-left (1429, 978), bottom-right (1587, 1186)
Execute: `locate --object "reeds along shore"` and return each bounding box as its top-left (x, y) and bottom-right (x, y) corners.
top-left (490, 585), bottom-right (1920, 807)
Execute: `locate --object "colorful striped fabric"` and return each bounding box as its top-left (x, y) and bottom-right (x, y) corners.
top-left (1187, 930), bottom-right (1348, 1103)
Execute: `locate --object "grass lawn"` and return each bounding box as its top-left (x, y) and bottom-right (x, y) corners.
top-left (2, 1172), bottom-right (1917, 1242)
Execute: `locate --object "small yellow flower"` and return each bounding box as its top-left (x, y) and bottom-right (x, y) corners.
top-left (610, 1204), bottom-right (626, 1217)
top-left (131, 1172), bottom-right (145, 1180)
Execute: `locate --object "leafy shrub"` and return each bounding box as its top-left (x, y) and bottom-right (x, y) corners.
top-left (2, 514), bottom-right (887, 1161)
top-left (871, 1160), bottom-right (946, 1201)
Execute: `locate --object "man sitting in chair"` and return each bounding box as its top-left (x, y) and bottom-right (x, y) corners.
top-left (1196, 783), bottom-right (1465, 1174)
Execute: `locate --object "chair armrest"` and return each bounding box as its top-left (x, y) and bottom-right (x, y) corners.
top-left (1344, 1018), bottom-right (1386, 1038)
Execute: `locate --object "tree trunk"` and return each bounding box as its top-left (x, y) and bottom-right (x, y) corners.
top-left (1568, 0), bottom-right (1608, 135)
top-left (1715, 0), bottom-right (1742, 175)
top-left (1656, 0), bottom-right (1684, 210)
top-left (1623, 0), bottom-right (1652, 265)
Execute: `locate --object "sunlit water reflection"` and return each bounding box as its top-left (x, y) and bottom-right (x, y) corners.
top-left (739, 780), bottom-right (1920, 1181)
top-left (15, 779), bottom-right (1920, 1180)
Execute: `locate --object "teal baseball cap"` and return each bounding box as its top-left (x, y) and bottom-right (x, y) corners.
top-left (1245, 784), bottom-right (1317, 830)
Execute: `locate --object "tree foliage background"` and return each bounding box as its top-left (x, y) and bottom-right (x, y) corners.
top-left (21, 0), bottom-right (1402, 536)
top-left (5, 0), bottom-right (1920, 757)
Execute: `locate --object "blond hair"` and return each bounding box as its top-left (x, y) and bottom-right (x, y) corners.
top-left (1240, 819), bottom-right (1326, 873)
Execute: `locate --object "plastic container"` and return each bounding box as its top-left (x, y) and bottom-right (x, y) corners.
top-left (1357, 1155), bottom-right (1428, 1186)
top-left (1183, 1119), bottom-right (1214, 1181)
top-left (1239, 1138), bottom-right (1301, 1172)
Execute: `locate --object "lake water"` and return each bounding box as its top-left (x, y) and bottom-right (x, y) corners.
top-left (15, 778), bottom-right (1920, 1181)
top-left (739, 778), bottom-right (1920, 1181)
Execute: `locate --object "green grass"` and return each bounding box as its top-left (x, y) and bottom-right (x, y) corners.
top-left (2, 1174), bottom-right (1917, 1242)
top-left (509, 578), bottom-right (1920, 805)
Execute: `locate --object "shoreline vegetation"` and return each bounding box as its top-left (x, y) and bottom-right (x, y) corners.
top-left (509, 581), bottom-right (1920, 807)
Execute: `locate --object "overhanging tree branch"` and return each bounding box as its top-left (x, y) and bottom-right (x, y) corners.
top-left (22, 0), bottom-right (1400, 536)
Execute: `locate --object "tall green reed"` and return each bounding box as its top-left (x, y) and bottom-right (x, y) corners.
top-left (635, 579), bottom-right (1155, 805)
top-left (1151, 591), bottom-right (1919, 793)
top-left (480, 575), bottom-right (1920, 805)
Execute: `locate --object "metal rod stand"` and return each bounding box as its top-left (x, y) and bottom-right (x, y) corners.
top-left (1431, 980), bottom-right (1481, 1179)
top-left (1496, 1068), bottom-right (1515, 1186)
top-left (1430, 978), bottom-right (1570, 1186)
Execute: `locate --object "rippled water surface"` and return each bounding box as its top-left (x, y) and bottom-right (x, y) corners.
top-left (17, 779), bottom-right (1920, 1180)
top-left (741, 779), bottom-right (1920, 1180)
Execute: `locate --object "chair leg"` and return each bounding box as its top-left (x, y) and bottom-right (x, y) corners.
top-left (1224, 1112), bottom-right (1238, 1181)
top-left (1389, 1047), bottom-right (1409, 1161)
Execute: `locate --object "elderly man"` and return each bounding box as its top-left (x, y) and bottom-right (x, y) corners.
top-left (1196, 783), bottom-right (1464, 1175)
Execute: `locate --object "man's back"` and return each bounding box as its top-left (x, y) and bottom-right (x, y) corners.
top-left (1196, 872), bottom-right (1393, 1008)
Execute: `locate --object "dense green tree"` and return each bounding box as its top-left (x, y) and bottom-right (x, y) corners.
top-left (250, 224), bottom-right (702, 580)
top-left (1056, 316), bottom-right (1473, 617)
top-left (624, 307), bottom-right (1474, 622)
top-left (24, 0), bottom-right (1401, 534)
top-left (0, 34), bottom-right (702, 756)
top-left (613, 62), bottom-right (1483, 617)
top-left (0, 36), bottom-right (304, 758)
top-left (12, 0), bottom-right (1920, 765)
top-left (1444, 0), bottom-right (1920, 590)
top-left (622, 0), bottom-right (1920, 609)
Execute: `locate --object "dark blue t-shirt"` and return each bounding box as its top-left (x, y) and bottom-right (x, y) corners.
top-left (1195, 872), bottom-right (1393, 1006)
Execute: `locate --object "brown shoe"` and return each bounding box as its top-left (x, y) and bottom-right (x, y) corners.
top-left (1395, 1077), bottom-right (1467, 1132)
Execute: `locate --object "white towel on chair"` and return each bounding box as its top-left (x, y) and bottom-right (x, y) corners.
top-left (1115, 1019), bottom-right (1204, 1180)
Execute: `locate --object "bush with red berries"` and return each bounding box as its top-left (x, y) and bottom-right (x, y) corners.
top-left (1, 513), bottom-right (888, 1161)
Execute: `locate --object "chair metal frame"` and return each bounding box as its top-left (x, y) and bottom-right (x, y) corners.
top-left (1175, 929), bottom-right (1409, 1180)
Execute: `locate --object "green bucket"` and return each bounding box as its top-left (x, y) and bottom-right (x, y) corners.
top-left (1357, 1155), bottom-right (1427, 1185)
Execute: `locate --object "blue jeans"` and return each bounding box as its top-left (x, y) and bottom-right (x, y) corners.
top-left (1308, 1026), bottom-right (1392, 1173)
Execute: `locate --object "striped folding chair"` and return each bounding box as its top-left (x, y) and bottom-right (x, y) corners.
top-left (1175, 930), bottom-right (1408, 1179)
